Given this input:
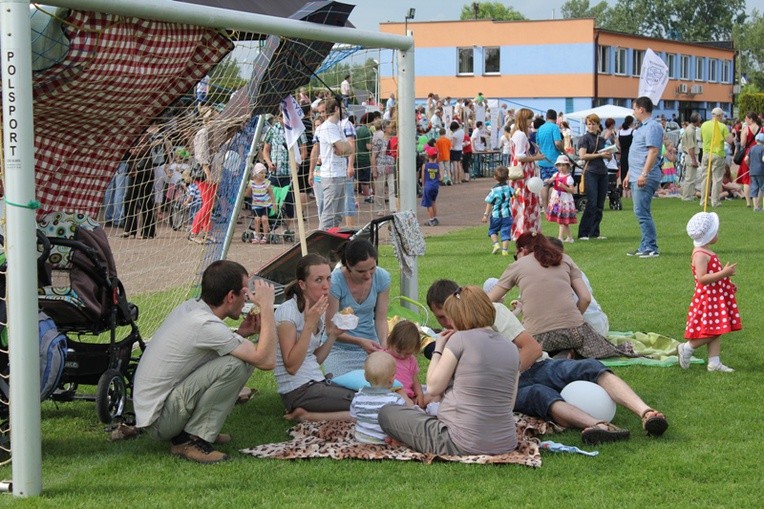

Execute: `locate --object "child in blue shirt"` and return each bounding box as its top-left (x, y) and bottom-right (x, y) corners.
top-left (421, 144), bottom-right (442, 226)
top-left (745, 132), bottom-right (764, 211)
top-left (482, 166), bottom-right (514, 256)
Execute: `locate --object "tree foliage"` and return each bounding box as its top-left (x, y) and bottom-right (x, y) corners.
top-left (560, 0), bottom-right (609, 22)
top-left (459, 2), bottom-right (526, 21)
top-left (734, 10), bottom-right (764, 90)
top-left (561, 0), bottom-right (746, 42)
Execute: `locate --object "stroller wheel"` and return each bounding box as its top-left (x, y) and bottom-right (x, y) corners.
top-left (96, 369), bottom-right (127, 424)
top-left (242, 231), bottom-right (252, 243)
top-left (269, 233), bottom-right (281, 244)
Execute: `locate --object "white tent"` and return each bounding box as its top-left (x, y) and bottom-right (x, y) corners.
top-left (565, 104), bottom-right (634, 121)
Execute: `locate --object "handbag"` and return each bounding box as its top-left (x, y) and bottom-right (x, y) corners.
top-left (508, 164), bottom-right (524, 180)
top-left (733, 142), bottom-right (745, 166)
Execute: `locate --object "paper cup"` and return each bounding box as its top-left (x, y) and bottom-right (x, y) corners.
top-left (332, 313), bottom-right (359, 330)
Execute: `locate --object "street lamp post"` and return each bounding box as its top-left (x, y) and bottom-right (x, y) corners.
top-left (371, 58), bottom-right (379, 109)
top-left (404, 7), bottom-right (415, 34)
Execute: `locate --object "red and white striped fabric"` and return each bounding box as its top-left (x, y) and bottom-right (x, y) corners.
top-left (32, 11), bottom-right (233, 217)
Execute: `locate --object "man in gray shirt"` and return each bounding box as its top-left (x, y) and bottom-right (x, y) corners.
top-left (133, 261), bottom-right (277, 463)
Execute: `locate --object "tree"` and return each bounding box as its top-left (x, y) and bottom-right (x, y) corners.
top-left (561, 0), bottom-right (610, 22)
top-left (459, 2), bottom-right (526, 21)
top-left (600, 0), bottom-right (745, 41)
top-left (734, 10), bottom-right (764, 90)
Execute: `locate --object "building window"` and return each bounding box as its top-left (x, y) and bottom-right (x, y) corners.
top-left (679, 55), bottom-right (690, 80)
top-left (695, 56), bottom-right (704, 81)
top-left (457, 47), bottom-right (474, 75)
top-left (666, 54), bottom-right (676, 79)
top-left (708, 59), bottom-right (718, 82)
top-left (614, 48), bottom-right (627, 75)
top-left (483, 47), bottom-right (500, 75)
top-left (613, 98), bottom-right (627, 107)
top-left (632, 50), bottom-right (644, 76)
top-left (722, 60), bottom-right (731, 83)
top-left (664, 100), bottom-right (676, 109)
top-left (597, 46), bottom-right (609, 73)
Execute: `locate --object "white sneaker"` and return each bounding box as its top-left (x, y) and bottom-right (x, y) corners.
top-left (707, 363), bottom-right (734, 373)
top-left (676, 342), bottom-right (692, 369)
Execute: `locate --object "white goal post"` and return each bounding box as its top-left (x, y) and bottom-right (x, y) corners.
top-left (0, 0), bottom-right (414, 496)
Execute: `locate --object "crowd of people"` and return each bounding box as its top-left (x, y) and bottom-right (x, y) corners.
top-left (120, 87), bottom-right (753, 464)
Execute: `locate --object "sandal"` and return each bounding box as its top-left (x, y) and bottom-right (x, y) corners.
top-left (581, 421), bottom-right (630, 445)
top-left (641, 409), bottom-right (668, 437)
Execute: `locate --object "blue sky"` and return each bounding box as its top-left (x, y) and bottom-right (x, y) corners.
top-left (348, 0), bottom-right (764, 32)
top-left (348, 0), bottom-right (579, 30)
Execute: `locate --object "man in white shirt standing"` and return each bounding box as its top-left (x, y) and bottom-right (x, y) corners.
top-left (315, 97), bottom-right (353, 230)
top-left (340, 75), bottom-right (352, 108)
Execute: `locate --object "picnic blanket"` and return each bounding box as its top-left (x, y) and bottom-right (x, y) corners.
top-left (241, 413), bottom-right (561, 467)
top-left (602, 331), bottom-right (706, 367)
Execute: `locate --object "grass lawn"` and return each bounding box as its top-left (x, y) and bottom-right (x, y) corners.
top-left (1, 196), bottom-right (761, 507)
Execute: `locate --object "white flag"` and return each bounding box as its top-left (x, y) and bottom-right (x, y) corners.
top-left (638, 49), bottom-right (669, 105)
top-left (281, 95), bottom-right (305, 164)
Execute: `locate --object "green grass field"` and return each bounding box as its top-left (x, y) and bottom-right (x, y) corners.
top-left (1, 196), bottom-right (761, 508)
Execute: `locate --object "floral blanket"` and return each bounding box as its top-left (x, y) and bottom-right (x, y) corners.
top-left (240, 413), bottom-right (560, 467)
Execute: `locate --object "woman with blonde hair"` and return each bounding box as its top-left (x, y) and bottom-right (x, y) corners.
top-left (577, 113), bottom-right (612, 240)
top-left (378, 286), bottom-right (520, 456)
top-left (509, 108), bottom-right (547, 240)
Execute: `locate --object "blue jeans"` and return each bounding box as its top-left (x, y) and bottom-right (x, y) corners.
top-left (630, 178), bottom-right (659, 252)
top-left (103, 164), bottom-right (128, 226)
top-left (515, 359), bottom-right (610, 421)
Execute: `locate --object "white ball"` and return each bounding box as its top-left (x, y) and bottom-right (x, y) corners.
top-left (526, 176), bottom-right (544, 195)
top-left (560, 380), bottom-right (616, 422)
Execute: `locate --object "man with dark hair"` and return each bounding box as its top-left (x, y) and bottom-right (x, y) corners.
top-left (624, 96), bottom-right (664, 258)
top-left (425, 279), bottom-right (668, 445)
top-left (134, 260), bottom-right (277, 463)
top-left (315, 97), bottom-right (353, 230)
top-left (536, 109), bottom-right (564, 208)
top-left (680, 113), bottom-right (702, 201)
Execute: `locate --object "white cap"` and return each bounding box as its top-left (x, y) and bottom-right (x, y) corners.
top-left (711, 107), bottom-right (725, 117)
top-left (686, 212), bottom-right (719, 247)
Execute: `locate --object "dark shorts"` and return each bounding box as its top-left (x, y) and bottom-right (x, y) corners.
top-left (539, 165), bottom-right (556, 180)
top-left (280, 379), bottom-right (355, 413)
top-left (269, 175), bottom-right (294, 219)
top-left (515, 358), bottom-right (610, 421)
top-left (421, 184), bottom-right (439, 207)
top-left (450, 150), bottom-right (462, 162)
top-left (356, 162), bottom-right (372, 185)
top-left (252, 206), bottom-right (270, 217)
top-left (488, 216), bottom-right (512, 240)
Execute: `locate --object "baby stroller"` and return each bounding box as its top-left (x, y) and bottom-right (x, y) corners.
top-left (241, 183), bottom-right (295, 244)
top-left (166, 179), bottom-right (190, 231)
top-left (608, 169), bottom-right (623, 210)
top-left (36, 212), bottom-right (144, 424)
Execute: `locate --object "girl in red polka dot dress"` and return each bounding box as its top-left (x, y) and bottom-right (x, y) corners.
top-left (678, 212), bottom-right (741, 372)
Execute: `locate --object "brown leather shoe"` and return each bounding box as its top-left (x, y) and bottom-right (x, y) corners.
top-left (171, 438), bottom-right (228, 464)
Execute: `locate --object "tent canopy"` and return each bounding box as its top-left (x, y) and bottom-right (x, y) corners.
top-left (566, 105), bottom-right (634, 121)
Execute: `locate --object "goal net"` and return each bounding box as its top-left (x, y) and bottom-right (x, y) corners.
top-left (0, 3), bottom-right (405, 469)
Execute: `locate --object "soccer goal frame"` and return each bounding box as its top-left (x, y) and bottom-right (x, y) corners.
top-left (0, 0), bottom-right (415, 496)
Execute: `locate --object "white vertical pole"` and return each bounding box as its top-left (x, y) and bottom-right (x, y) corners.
top-left (1, 0), bottom-right (43, 497)
top-left (397, 32), bottom-right (417, 307)
top-left (221, 115), bottom-right (266, 258)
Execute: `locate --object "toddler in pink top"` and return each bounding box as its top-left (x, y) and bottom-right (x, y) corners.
top-left (385, 320), bottom-right (426, 408)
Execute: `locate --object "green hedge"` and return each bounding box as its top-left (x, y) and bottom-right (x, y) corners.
top-left (737, 93), bottom-right (764, 115)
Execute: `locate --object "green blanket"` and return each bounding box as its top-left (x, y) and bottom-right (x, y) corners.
top-left (602, 331), bottom-right (705, 367)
